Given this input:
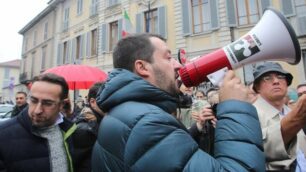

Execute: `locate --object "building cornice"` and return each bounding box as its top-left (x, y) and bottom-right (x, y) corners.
top-left (18, 0), bottom-right (64, 34)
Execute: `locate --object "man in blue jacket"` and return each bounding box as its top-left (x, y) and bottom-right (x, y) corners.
top-left (0, 73), bottom-right (77, 172)
top-left (92, 33), bottom-right (265, 171)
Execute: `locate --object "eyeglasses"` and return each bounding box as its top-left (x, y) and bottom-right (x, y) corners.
top-left (262, 74), bottom-right (286, 83)
top-left (29, 96), bottom-right (61, 109)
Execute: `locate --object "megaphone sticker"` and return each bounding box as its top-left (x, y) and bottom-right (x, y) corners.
top-left (227, 34), bottom-right (261, 63)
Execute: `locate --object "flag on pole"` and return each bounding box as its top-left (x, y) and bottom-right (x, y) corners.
top-left (122, 9), bottom-right (133, 37)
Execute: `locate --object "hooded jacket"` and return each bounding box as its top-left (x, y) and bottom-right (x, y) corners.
top-left (92, 69), bottom-right (265, 172)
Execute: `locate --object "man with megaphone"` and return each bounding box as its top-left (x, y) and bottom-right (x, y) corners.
top-left (91, 33), bottom-right (265, 171)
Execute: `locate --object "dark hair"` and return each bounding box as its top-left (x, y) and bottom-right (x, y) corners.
top-left (297, 81), bottom-right (306, 89)
top-left (87, 82), bottom-right (105, 102)
top-left (112, 33), bottom-right (166, 71)
top-left (32, 73), bottom-right (69, 100)
top-left (16, 91), bottom-right (27, 97)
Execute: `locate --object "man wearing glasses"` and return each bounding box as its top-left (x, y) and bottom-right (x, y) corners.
top-left (297, 82), bottom-right (306, 98)
top-left (252, 62), bottom-right (306, 171)
top-left (0, 73), bottom-right (77, 172)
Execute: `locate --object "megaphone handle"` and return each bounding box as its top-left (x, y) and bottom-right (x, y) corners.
top-left (207, 67), bottom-right (228, 86)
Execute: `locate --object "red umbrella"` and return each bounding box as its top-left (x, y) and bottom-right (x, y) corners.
top-left (43, 64), bottom-right (108, 90)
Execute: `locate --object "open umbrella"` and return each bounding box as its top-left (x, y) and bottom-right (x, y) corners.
top-left (43, 64), bottom-right (108, 90)
top-left (43, 64), bottom-right (108, 108)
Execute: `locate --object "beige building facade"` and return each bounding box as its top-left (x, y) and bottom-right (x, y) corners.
top-left (19, 0), bottom-right (306, 90)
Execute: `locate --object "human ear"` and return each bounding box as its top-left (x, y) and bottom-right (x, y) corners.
top-left (134, 59), bottom-right (150, 77)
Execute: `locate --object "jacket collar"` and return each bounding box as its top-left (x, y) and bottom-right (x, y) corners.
top-left (17, 107), bottom-right (75, 134)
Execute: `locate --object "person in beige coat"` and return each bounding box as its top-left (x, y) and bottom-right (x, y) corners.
top-left (252, 62), bottom-right (306, 171)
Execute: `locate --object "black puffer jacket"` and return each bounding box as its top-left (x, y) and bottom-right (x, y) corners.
top-left (0, 107), bottom-right (77, 172)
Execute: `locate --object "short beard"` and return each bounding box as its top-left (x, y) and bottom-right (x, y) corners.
top-left (153, 67), bottom-right (179, 96)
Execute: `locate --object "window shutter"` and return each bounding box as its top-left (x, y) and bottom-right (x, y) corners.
top-left (71, 38), bottom-right (76, 63)
top-left (298, 16), bottom-right (306, 36)
top-left (118, 19), bottom-right (123, 40)
top-left (136, 13), bottom-right (144, 33)
top-left (226, 0), bottom-right (237, 27)
top-left (260, 0), bottom-right (271, 13)
top-left (101, 23), bottom-right (108, 53)
top-left (158, 6), bottom-right (167, 38)
top-left (281, 0), bottom-right (295, 17)
top-left (86, 32), bottom-right (90, 57)
top-left (68, 40), bottom-right (72, 63)
top-left (57, 44), bottom-right (62, 65)
top-left (80, 34), bottom-right (84, 59)
top-left (210, 0), bottom-right (219, 30)
top-left (181, 0), bottom-right (191, 35)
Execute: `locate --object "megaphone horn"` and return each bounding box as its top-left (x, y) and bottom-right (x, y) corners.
top-left (179, 8), bottom-right (301, 87)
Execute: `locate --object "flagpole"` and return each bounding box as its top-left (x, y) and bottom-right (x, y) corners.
top-left (147, 1), bottom-right (150, 33)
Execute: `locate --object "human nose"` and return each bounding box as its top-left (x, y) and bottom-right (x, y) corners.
top-left (173, 59), bottom-right (182, 69)
top-left (33, 102), bottom-right (43, 114)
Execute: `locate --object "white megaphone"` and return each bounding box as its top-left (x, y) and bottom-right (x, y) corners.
top-left (179, 8), bottom-right (301, 87)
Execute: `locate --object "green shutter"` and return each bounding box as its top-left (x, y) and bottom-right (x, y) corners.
top-left (226, 0), bottom-right (237, 27)
top-left (101, 24), bottom-right (108, 53)
top-left (210, 0), bottom-right (219, 30)
top-left (86, 32), bottom-right (90, 57)
top-left (136, 13), bottom-right (144, 33)
top-left (158, 6), bottom-right (167, 38)
top-left (181, 0), bottom-right (191, 35)
top-left (71, 38), bottom-right (76, 63)
top-left (118, 19), bottom-right (122, 40)
top-left (57, 44), bottom-right (62, 65)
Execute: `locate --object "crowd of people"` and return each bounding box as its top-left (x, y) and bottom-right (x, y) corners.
top-left (0, 33), bottom-right (305, 171)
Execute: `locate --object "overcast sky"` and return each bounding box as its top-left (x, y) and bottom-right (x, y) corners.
top-left (0, 0), bottom-right (49, 63)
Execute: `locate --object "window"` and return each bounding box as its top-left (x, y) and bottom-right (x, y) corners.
top-left (110, 21), bottom-right (118, 51)
top-left (44, 22), bottom-right (48, 40)
top-left (33, 30), bottom-right (37, 46)
top-left (191, 0), bottom-right (211, 33)
top-left (3, 68), bottom-right (10, 88)
top-left (236, 0), bottom-right (259, 25)
top-left (63, 8), bottom-right (70, 30)
top-left (41, 46), bottom-right (47, 70)
top-left (91, 29), bottom-right (97, 56)
top-left (145, 8), bottom-right (158, 33)
top-left (4, 68), bottom-right (10, 79)
top-left (77, 0), bottom-right (83, 15)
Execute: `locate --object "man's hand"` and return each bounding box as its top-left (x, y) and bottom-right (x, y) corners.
top-left (192, 106), bottom-right (217, 130)
top-left (281, 94), bottom-right (306, 145)
top-left (219, 70), bottom-right (250, 103)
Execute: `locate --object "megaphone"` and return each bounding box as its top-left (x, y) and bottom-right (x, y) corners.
top-left (179, 8), bottom-right (301, 87)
